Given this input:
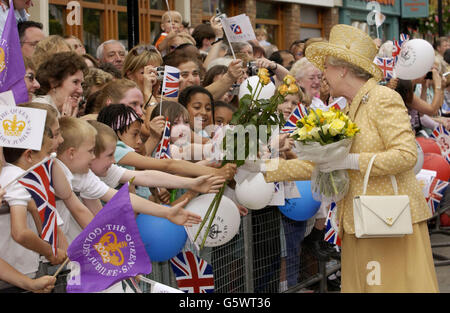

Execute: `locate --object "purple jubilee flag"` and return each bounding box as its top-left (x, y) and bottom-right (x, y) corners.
top-left (66, 183), bottom-right (151, 293)
top-left (0, 1), bottom-right (28, 104)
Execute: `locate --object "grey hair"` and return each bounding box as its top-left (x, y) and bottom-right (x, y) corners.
top-left (225, 42), bottom-right (253, 56)
top-left (326, 56), bottom-right (372, 80)
top-left (96, 39), bottom-right (127, 60)
top-left (290, 57), bottom-right (317, 80)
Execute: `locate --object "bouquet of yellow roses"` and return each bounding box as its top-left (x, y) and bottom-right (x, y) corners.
top-left (291, 107), bottom-right (359, 202)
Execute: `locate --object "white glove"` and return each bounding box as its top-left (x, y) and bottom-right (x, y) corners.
top-left (318, 153), bottom-right (360, 173)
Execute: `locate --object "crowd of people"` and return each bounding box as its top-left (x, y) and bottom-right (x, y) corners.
top-left (0, 0), bottom-right (449, 293)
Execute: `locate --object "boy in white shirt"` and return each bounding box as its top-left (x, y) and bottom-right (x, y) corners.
top-left (0, 138), bottom-right (67, 291)
top-left (55, 117), bottom-right (205, 244)
top-left (87, 120), bottom-right (225, 209)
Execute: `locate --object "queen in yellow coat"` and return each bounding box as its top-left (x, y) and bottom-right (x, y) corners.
top-left (259, 25), bottom-right (438, 293)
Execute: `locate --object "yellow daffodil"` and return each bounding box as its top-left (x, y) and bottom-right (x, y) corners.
top-left (283, 75), bottom-right (296, 85)
top-left (345, 122), bottom-right (360, 137)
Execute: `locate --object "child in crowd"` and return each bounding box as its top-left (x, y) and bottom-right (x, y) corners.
top-left (178, 85), bottom-right (215, 139)
top-left (0, 103), bottom-right (79, 292)
top-left (56, 117), bottom-right (203, 235)
top-left (86, 120), bottom-right (223, 206)
top-left (214, 100), bottom-right (236, 126)
top-left (148, 101), bottom-right (222, 162)
top-left (154, 10), bottom-right (183, 54)
top-left (97, 103), bottom-right (235, 179)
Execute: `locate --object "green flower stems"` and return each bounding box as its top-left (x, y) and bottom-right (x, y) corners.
top-left (193, 182), bottom-right (226, 249)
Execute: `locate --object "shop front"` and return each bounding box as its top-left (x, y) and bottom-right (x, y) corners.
top-left (339, 0), bottom-right (401, 41)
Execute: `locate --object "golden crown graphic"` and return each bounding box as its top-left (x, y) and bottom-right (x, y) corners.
top-left (3, 115), bottom-right (26, 137)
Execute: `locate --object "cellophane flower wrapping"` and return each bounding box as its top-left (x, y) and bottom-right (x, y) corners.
top-left (291, 107), bottom-right (359, 202)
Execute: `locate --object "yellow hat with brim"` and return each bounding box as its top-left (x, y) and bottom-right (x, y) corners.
top-left (305, 24), bottom-right (383, 82)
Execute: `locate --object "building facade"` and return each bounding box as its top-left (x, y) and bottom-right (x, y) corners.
top-left (339, 0), bottom-right (401, 42)
top-left (27, 0), bottom-right (344, 55)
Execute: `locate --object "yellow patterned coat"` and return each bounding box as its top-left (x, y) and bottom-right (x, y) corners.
top-left (264, 78), bottom-right (431, 239)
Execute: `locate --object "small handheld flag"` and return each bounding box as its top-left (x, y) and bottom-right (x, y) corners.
top-left (375, 57), bottom-right (394, 80)
top-left (170, 251), bottom-right (214, 293)
top-left (18, 158), bottom-right (58, 256)
top-left (161, 65), bottom-right (180, 98)
top-left (280, 102), bottom-right (308, 133)
top-left (324, 202), bottom-right (341, 247)
top-left (154, 118), bottom-right (171, 159)
top-left (425, 178), bottom-right (449, 215)
top-left (429, 125), bottom-right (450, 163)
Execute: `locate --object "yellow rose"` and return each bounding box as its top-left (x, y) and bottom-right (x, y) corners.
top-left (283, 75), bottom-right (296, 85)
top-left (278, 84), bottom-right (289, 96)
top-left (322, 111), bottom-right (336, 124)
top-left (310, 127), bottom-right (321, 140)
top-left (258, 68), bottom-right (269, 77)
top-left (329, 119), bottom-right (346, 136)
top-left (259, 75), bottom-right (271, 85)
top-left (287, 83), bottom-right (299, 94)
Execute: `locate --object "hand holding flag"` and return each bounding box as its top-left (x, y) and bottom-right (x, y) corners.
top-left (66, 183), bottom-right (151, 293)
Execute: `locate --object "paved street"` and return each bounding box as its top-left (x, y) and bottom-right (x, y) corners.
top-left (431, 231), bottom-right (450, 293)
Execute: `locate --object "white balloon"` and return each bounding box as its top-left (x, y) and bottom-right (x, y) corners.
top-left (238, 76), bottom-right (275, 101)
top-left (235, 172), bottom-right (274, 210)
top-left (185, 193), bottom-right (240, 247)
top-left (394, 39), bottom-right (435, 80)
top-left (414, 140), bottom-right (424, 175)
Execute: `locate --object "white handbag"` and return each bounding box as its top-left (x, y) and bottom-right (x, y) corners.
top-left (353, 155), bottom-right (413, 238)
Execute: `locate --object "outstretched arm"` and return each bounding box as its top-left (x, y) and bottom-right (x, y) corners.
top-left (101, 188), bottom-right (202, 226)
top-left (120, 169), bottom-right (225, 194)
top-left (118, 150), bottom-right (236, 180)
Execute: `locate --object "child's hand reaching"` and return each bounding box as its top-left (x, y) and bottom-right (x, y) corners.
top-left (166, 198), bottom-right (202, 226)
top-left (189, 174), bottom-right (225, 194)
top-left (157, 188), bottom-right (171, 204)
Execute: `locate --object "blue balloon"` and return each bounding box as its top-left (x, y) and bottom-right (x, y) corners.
top-left (136, 214), bottom-right (187, 262)
top-left (278, 181), bottom-right (321, 221)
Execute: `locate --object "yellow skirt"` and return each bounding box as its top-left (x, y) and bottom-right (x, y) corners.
top-left (341, 221), bottom-right (439, 293)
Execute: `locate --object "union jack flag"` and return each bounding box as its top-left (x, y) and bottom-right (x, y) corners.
top-left (230, 24), bottom-right (242, 34)
top-left (280, 102), bottom-right (308, 133)
top-left (18, 159), bottom-right (58, 256)
top-left (375, 57), bottom-right (394, 80)
top-left (162, 65), bottom-right (180, 98)
top-left (329, 97), bottom-right (347, 111)
top-left (399, 33), bottom-right (410, 47)
top-left (430, 124), bottom-right (450, 163)
top-left (392, 33), bottom-right (409, 63)
top-left (426, 178), bottom-right (449, 215)
top-left (170, 251), bottom-right (214, 293)
top-left (154, 118), bottom-right (171, 159)
top-left (324, 202), bottom-right (341, 247)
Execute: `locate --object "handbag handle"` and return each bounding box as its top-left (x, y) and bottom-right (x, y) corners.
top-left (362, 154), bottom-right (398, 195)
